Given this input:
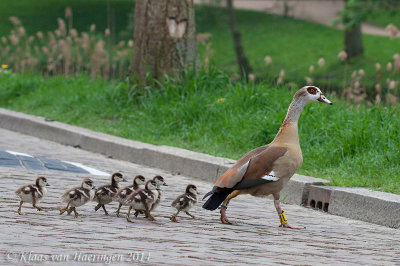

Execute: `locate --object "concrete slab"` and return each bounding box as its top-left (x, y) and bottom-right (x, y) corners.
top-left (328, 187), bottom-right (400, 229)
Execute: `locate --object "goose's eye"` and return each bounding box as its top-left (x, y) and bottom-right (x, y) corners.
top-left (307, 87), bottom-right (317, 95)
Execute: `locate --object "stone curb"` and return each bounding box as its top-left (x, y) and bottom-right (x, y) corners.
top-left (0, 108), bottom-right (398, 229)
top-left (0, 108), bottom-right (328, 204)
top-left (307, 186), bottom-right (400, 229)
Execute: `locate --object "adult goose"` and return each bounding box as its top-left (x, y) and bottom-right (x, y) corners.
top-left (202, 86), bottom-right (332, 228)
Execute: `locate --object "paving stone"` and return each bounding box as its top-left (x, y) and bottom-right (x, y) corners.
top-left (17, 155), bottom-right (47, 171)
top-left (0, 128), bottom-right (399, 265)
top-left (0, 159), bottom-right (23, 168)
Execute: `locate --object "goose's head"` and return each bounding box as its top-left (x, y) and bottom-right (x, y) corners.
top-left (186, 184), bottom-right (198, 195)
top-left (112, 172), bottom-right (126, 183)
top-left (133, 175), bottom-right (146, 186)
top-left (36, 176), bottom-right (50, 187)
top-left (296, 86), bottom-right (332, 105)
top-left (153, 175), bottom-right (168, 187)
top-left (145, 180), bottom-right (158, 190)
top-left (82, 178), bottom-right (96, 190)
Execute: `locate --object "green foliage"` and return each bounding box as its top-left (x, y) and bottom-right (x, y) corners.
top-left (0, 0), bottom-right (135, 40)
top-left (336, 0), bottom-right (400, 29)
top-left (336, 0), bottom-right (370, 29)
top-left (0, 72), bottom-right (399, 194)
top-left (366, 8), bottom-right (400, 28)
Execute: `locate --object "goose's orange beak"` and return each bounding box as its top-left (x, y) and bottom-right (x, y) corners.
top-left (318, 94), bottom-right (332, 105)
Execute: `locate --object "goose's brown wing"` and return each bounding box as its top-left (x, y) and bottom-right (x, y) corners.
top-left (214, 146), bottom-right (287, 190)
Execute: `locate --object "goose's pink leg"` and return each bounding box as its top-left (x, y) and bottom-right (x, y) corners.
top-left (273, 193), bottom-right (305, 229)
top-left (219, 190), bottom-right (241, 225)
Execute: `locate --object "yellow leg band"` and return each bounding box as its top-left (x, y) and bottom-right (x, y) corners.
top-left (278, 211), bottom-right (287, 224)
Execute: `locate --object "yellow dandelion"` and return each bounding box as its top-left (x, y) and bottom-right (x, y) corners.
top-left (217, 98), bottom-right (225, 103)
top-left (1, 64), bottom-right (8, 69)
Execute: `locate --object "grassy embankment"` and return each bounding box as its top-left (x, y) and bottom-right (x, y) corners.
top-left (0, 72), bottom-right (399, 194)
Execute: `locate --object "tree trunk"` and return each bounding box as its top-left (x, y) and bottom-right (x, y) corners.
top-left (131, 0), bottom-right (196, 82)
top-left (344, 23), bottom-right (364, 59)
top-left (226, 0), bottom-right (252, 80)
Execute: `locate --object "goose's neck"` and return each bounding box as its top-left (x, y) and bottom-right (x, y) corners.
top-left (272, 97), bottom-right (306, 145)
top-left (284, 97), bottom-right (307, 124)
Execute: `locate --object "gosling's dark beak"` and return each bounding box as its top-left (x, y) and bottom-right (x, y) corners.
top-left (123, 178), bottom-right (128, 182)
top-left (318, 94), bottom-right (333, 105)
top-left (163, 182), bottom-right (168, 186)
top-left (46, 183), bottom-right (50, 186)
top-left (92, 185), bottom-right (97, 190)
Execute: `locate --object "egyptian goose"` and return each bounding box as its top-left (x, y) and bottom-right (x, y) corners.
top-left (94, 172), bottom-right (126, 215)
top-left (60, 178), bottom-right (96, 218)
top-left (134, 175), bottom-right (167, 217)
top-left (150, 175), bottom-right (167, 212)
top-left (15, 176), bottom-right (50, 215)
top-left (203, 86), bottom-right (332, 228)
top-left (114, 175), bottom-right (146, 217)
top-left (125, 180), bottom-right (158, 223)
top-left (170, 184), bottom-right (198, 222)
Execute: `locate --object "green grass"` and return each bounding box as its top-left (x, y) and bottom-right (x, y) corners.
top-left (195, 6), bottom-right (400, 93)
top-left (0, 72), bottom-right (399, 194)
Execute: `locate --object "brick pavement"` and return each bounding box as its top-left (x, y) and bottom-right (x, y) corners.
top-left (0, 128), bottom-right (399, 265)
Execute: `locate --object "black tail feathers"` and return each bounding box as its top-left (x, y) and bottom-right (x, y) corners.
top-left (202, 186), bottom-right (217, 201)
top-left (202, 188), bottom-right (233, 211)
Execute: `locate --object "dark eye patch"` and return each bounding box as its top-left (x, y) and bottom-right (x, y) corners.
top-left (307, 86), bottom-right (317, 95)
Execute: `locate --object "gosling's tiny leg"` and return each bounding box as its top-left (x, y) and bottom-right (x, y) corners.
top-left (32, 197), bottom-right (43, 211)
top-left (126, 206), bottom-right (134, 223)
top-left (17, 201), bottom-right (24, 215)
top-left (146, 211), bottom-right (156, 221)
top-left (170, 210), bottom-right (180, 222)
top-left (73, 207), bottom-right (79, 218)
top-left (33, 203), bottom-right (43, 212)
top-left (60, 201), bottom-right (71, 215)
top-left (67, 207), bottom-right (73, 215)
top-left (101, 205), bottom-right (109, 216)
top-left (94, 203), bottom-right (101, 212)
top-left (116, 203), bottom-right (122, 217)
top-left (185, 211), bottom-right (196, 219)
